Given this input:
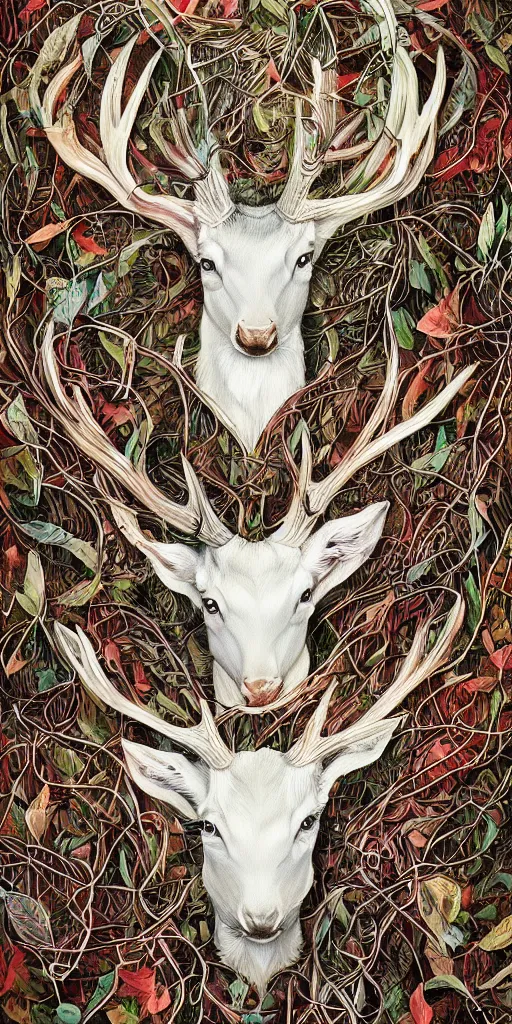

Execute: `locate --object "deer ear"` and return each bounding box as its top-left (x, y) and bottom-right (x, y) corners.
top-left (301, 501), bottom-right (389, 603)
top-left (318, 718), bottom-right (401, 802)
top-left (122, 738), bottom-right (208, 819)
top-left (143, 543), bottom-right (203, 608)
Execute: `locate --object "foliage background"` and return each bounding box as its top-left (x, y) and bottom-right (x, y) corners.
top-left (1, 0), bottom-right (512, 1021)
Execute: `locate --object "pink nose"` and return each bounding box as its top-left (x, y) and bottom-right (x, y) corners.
top-left (241, 678), bottom-right (283, 706)
top-left (236, 321), bottom-right (278, 356)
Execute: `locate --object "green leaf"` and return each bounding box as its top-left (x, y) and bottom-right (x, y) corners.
top-left (406, 554), bottom-right (438, 584)
top-left (229, 978), bottom-right (249, 1008)
top-left (464, 571), bottom-right (481, 633)
top-left (477, 202), bottom-right (495, 262)
top-left (485, 44), bottom-right (510, 73)
top-left (6, 393), bottom-right (40, 446)
top-left (20, 520), bottom-right (98, 571)
top-left (416, 233), bottom-right (448, 290)
top-left (0, 890), bottom-right (53, 945)
top-left (36, 668), bottom-right (58, 692)
top-left (440, 57), bottom-right (477, 136)
top-left (409, 259), bottom-right (431, 294)
top-left (16, 550), bottom-right (45, 617)
top-left (86, 970), bottom-right (116, 1012)
top-left (99, 331), bottom-right (125, 369)
top-left (480, 813), bottom-right (499, 853)
top-left (56, 1006), bottom-right (81, 1024)
top-left (475, 904), bottom-right (498, 921)
top-left (48, 277), bottom-right (89, 326)
top-left (424, 974), bottom-right (471, 998)
top-left (392, 307), bottom-right (415, 349)
top-left (53, 744), bottom-right (85, 777)
top-left (119, 847), bottom-right (133, 888)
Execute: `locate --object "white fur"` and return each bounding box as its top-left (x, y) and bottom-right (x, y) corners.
top-left (140, 503), bottom-right (389, 706)
top-left (196, 205), bottom-right (314, 449)
top-left (122, 734), bottom-right (398, 993)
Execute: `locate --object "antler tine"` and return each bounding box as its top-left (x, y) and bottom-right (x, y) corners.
top-left (288, 594), bottom-right (464, 766)
top-left (41, 322), bottom-right (232, 546)
top-left (55, 624), bottom-right (233, 769)
top-left (277, 0), bottom-right (446, 233)
top-left (275, 361), bottom-right (478, 547)
top-left (41, 38), bottom-right (216, 256)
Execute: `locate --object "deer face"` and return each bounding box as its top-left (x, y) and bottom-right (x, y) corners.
top-left (198, 206), bottom-right (314, 358)
top-left (121, 725), bottom-right (397, 992)
top-left (140, 502), bottom-right (388, 705)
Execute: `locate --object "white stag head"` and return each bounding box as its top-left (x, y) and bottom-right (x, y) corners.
top-left (55, 595), bottom-right (463, 993)
top-left (39, 0), bottom-right (447, 448)
top-left (42, 324), bottom-right (475, 708)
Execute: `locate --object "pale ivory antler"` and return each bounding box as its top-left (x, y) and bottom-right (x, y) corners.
top-left (277, 0), bottom-right (446, 242)
top-left (287, 592), bottom-right (464, 765)
top-left (275, 357), bottom-right (477, 547)
top-left (40, 35), bottom-right (234, 258)
top-left (54, 622), bottom-right (233, 769)
top-left (41, 322), bottom-right (232, 546)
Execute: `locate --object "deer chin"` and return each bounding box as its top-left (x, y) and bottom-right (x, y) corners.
top-left (241, 678), bottom-right (283, 706)
top-left (215, 917), bottom-right (303, 995)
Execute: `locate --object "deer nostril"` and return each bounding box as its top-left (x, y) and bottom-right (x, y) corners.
top-left (236, 322), bottom-right (278, 356)
top-left (241, 678), bottom-right (283, 707)
top-left (239, 908), bottom-right (282, 940)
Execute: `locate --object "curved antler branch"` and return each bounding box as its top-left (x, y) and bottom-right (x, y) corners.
top-left (41, 36), bottom-right (234, 256)
top-left (41, 321), bottom-right (232, 546)
top-left (55, 623), bottom-right (233, 770)
top-left (287, 593), bottom-right (464, 766)
top-left (275, 361), bottom-right (478, 546)
top-left (277, 0), bottom-right (446, 242)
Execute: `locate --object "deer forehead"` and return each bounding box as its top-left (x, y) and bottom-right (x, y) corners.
top-left (202, 750), bottom-right (320, 834)
top-left (197, 538), bottom-right (309, 596)
top-left (198, 205), bottom-right (314, 265)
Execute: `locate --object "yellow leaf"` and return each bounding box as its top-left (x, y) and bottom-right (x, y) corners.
top-left (418, 876), bottom-right (462, 951)
top-left (107, 1007), bottom-right (139, 1024)
top-left (479, 914), bottom-right (512, 951)
top-left (25, 783), bottom-right (50, 842)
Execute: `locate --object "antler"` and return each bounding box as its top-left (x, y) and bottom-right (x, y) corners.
top-left (41, 321), bottom-right (232, 546)
top-left (55, 623), bottom-right (233, 770)
top-left (40, 36), bottom-right (234, 258)
top-left (275, 357), bottom-right (477, 547)
top-left (277, 0), bottom-right (446, 243)
top-left (287, 593), bottom-right (464, 766)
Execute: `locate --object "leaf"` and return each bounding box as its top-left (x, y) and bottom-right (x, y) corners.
top-left (107, 1009), bottom-right (138, 1024)
top-left (20, 520), bottom-right (98, 571)
top-left (6, 393), bottom-right (39, 446)
top-left (416, 288), bottom-right (460, 337)
top-left (410, 983), bottom-right (433, 1024)
top-left (6, 255), bottom-right (21, 306)
top-left (480, 814), bottom-right (499, 853)
top-left (477, 203), bottom-right (495, 262)
top-left (86, 971), bottom-right (116, 1012)
top-left (48, 277), bottom-right (89, 326)
top-left (1, 892), bottom-right (53, 946)
top-left (56, 1007), bottom-right (81, 1024)
top-left (485, 44), bottom-right (510, 73)
top-left (464, 572), bottom-right (481, 633)
top-left (418, 877), bottom-right (463, 951)
top-left (118, 966), bottom-right (171, 1015)
top-left (409, 260), bottom-right (431, 294)
top-left (392, 307), bottom-right (415, 349)
top-left (72, 222), bottom-right (107, 255)
top-left (26, 219), bottom-right (71, 246)
top-left (424, 975), bottom-right (471, 998)
top-left (415, 233), bottom-right (448, 290)
top-left (25, 783), bottom-right (50, 842)
top-left (229, 978), bottom-right (249, 1008)
top-left (16, 551), bottom-right (45, 618)
top-left (52, 744), bottom-right (84, 777)
top-left (99, 331), bottom-right (125, 369)
top-left (440, 58), bottom-right (477, 137)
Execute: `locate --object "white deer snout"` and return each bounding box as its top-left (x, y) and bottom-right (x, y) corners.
top-left (238, 907), bottom-right (283, 941)
top-left (241, 676), bottom-right (283, 706)
top-left (235, 320), bottom-right (278, 357)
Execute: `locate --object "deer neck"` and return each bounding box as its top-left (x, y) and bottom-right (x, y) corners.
top-left (196, 315), bottom-right (305, 450)
top-left (212, 647), bottom-right (310, 709)
top-left (214, 916), bottom-right (303, 996)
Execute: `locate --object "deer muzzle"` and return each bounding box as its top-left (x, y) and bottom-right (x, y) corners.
top-left (242, 677), bottom-right (283, 706)
top-left (236, 321), bottom-right (278, 356)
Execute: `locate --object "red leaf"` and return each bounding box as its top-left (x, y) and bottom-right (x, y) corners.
top-left (337, 72), bottom-right (359, 89)
top-left (19, 0), bottom-right (47, 21)
top-left (410, 983), bottom-right (433, 1024)
top-left (490, 645), bottom-right (512, 670)
top-left (463, 676), bottom-right (498, 692)
top-left (118, 966), bottom-right (171, 1017)
top-left (416, 288), bottom-right (460, 338)
top-left (0, 948), bottom-right (28, 997)
top-left (26, 219), bottom-right (71, 246)
top-left (221, 0), bottom-right (238, 14)
top-left (72, 221), bottom-right (108, 255)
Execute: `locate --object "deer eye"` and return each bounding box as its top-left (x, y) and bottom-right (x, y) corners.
top-left (200, 258), bottom-right (216, 272)
top-left (296, 252), bottom-right (312, 269)
top-left (203, 598), bottom-right (220, 615)
top-left (202, 820), bottom-right (219, 837)
top-left (300, 588), bottom-right (312, 603)
top-left (300, 815), bottom-right (317, 831)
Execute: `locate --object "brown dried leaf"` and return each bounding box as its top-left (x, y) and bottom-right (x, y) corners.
top-left (25, 783), bottom-right (50, 842)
